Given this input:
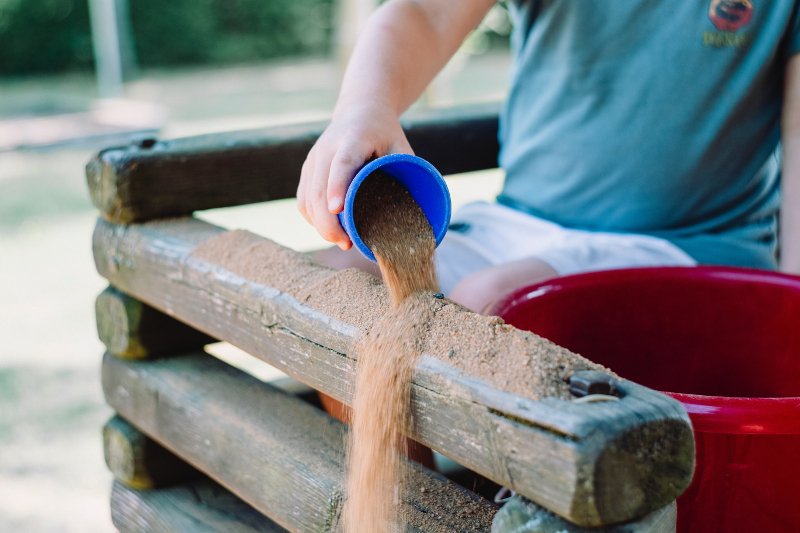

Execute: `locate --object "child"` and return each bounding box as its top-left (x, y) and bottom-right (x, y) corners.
top-left (297, 0), bottom-right (800, 313)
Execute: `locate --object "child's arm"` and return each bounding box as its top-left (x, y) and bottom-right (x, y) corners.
top-left (781, 54), bottom-right (800, 274)
top-left (297, 0), bottom-right (496, 249)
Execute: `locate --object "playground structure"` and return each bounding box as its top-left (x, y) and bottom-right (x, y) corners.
top-left (88, 104), bottom-right (694, 532)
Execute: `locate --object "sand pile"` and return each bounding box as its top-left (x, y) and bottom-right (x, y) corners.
top-left (192, 229), bottom-right (605, 401)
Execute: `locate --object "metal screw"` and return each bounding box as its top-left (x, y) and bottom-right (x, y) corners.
top-left (137, 137), bottom-right (158, 149)
top-left (568, 370), bottom-right (618, 398)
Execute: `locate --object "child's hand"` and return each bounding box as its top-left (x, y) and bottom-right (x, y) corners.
top-left (296, 0), bottom-right (494, 250)
top-left (298, 104), bottom-right (413, 250)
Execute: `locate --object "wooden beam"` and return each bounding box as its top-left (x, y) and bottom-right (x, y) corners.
top-left (103, 351), bottom-right (498, 532)
top-left (96, 286), bottom-right (215, 359)
top-left (103, 415), bottom-right (195, 489)
top-left (85, 103), bottom-right (501, 223)
top-left (111, 479), bottom-right (287, 533)
top-left (92, 217), bottom-right (695, 526)
top-left (491, 497), bottom-right (676, 533)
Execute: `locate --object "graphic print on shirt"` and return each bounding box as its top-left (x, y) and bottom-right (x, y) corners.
top-left (704, 0), bottom-right (754, 48)
top-left (709, 0), bottom-right (753, 31)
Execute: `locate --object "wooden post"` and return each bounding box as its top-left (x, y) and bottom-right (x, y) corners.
top-left (103, 415), bottom-right (194, 489)
top-left (111, 478), bottom-right (287, 533)
top-left (93, 217), bottom-right (695, 527)
top-left (88, 0), bottom-right (128, 98)
top-left (85, 104), bottom-right (500, 223)
top-left (96, 286), bottom-right (215, 359)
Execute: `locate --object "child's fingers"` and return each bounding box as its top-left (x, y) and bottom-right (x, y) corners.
top-left (297, 153), bottom-right (314, 224)
top-left (308, 149), bottom-right (351, 248)
top-left (312, 199), bottom-right (351, 249)
top-left (299, 124), bottom-right (408, 250)
top-left (327, 143), bottom-right (368, 214)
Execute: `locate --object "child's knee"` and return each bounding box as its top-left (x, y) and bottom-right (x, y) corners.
top-left (448, 259), bottom-right (557, 314)
top-left (449, 268), bottom-right (513, 313)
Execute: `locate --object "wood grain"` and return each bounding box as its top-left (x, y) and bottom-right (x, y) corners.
top-left (92, 217), bottom-right (695, 526)
top-left (111, 478), bottom-right (287, 533)
top-left (96, 286), bottom-right (215, 359)
top-left (103, 351), bottom-right (498, 532)
top-left (86, 103), bottom-right (501, 223)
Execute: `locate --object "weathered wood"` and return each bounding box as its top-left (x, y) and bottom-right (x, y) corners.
top-left (96, 285), bottom-right (215, 359)
top-left (103, 415), bottom-right (195, 489)
top-left (103, 351), bottom-right (498, 532)
top-left (490, 497), bottom-right (676, 533)
top-left (86, 103), bottom-right (501, 223)
top-left (92, 217), bottom-right (695, 526)
top-left (111, 478), bottom-right (286, 533)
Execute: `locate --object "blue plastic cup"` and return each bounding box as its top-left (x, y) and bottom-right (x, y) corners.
top-left (338, 153), bottom-right (451, 262)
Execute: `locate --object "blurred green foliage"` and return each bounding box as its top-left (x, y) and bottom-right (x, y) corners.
top-left (0, 0), bottom-right (334, 76)
top-left (0, 0), bottom-right (94, 75)
top-left (130, 0), bottom-right (334, 67)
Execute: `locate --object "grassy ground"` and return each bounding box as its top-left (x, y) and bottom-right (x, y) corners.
top-left (0, 50), bottom-right (509, 531)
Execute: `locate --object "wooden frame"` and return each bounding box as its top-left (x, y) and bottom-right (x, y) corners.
top-left (90, 104), bottom-right (694, 530)
top-left (104, 351), bottom-right (677, 533)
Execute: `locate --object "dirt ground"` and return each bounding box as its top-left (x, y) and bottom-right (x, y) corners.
top-left (0, 52), bottom-right (509, 531)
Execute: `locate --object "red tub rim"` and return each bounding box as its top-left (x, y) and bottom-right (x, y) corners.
top-left (491, 266), bottom-right (800, 435)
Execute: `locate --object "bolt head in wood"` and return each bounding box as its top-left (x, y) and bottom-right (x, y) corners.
top-left (137, 137), bottom-right (158, 149)
top-left (568, 370), bottom-right (618, 398)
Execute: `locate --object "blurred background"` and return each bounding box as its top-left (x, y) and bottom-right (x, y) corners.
top-left (0, 0), bottom-right (511, 530)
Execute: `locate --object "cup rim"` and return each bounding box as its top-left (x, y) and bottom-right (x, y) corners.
top-left (341, 154), bottom-right (450, 262)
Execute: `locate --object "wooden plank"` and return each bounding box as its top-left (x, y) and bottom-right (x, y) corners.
top-left (92, 217), bottom-right (695, 526)
top-left (96, 285), bottom-right (215, 359)
top-left (86, 103), bottom-right (501, 223)
top-left (103, 415), bottom-right (195, 489)
top-left (111, 478), bottom-right (286, 533)
top-left (491, 497), bottom-right (676, 533)
top-left (103, 351), bottom-right (498, 532)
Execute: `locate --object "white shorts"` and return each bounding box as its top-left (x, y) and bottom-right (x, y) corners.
top-left (436, 201), bottom-right (696, 294)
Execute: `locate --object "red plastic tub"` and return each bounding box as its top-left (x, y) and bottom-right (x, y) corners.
top-left (491, 267), bottom-right (800, 533)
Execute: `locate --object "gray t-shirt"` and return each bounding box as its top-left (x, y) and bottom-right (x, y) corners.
top-left (498, 0), bottom-right (800, 268)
